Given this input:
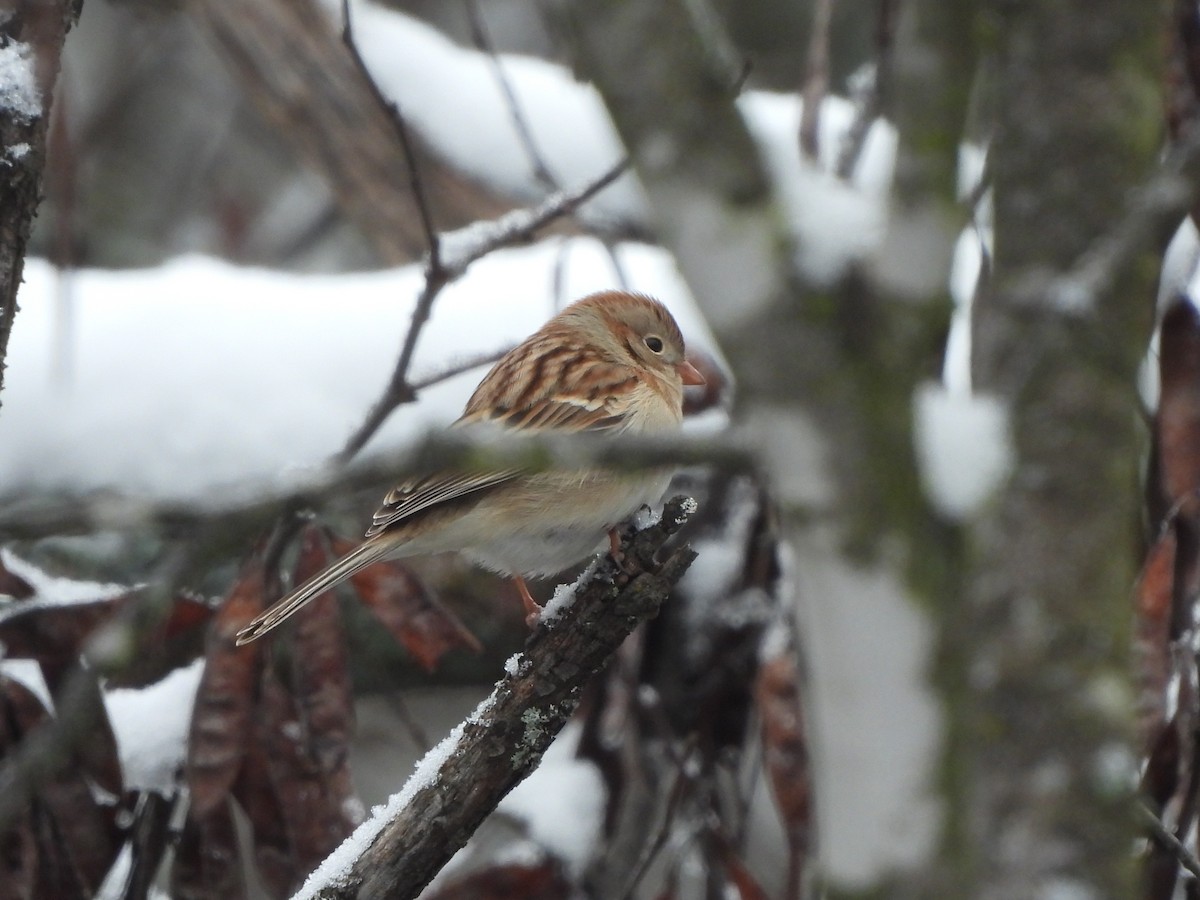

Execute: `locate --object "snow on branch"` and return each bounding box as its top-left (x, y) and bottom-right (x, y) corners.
top-left (296, 495), bottom-right (698, 900)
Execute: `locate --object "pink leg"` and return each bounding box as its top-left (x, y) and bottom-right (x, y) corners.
top-left (514, 576), bottom-right (542, 627)
top-left (608, 527), bottom-right (624, 565)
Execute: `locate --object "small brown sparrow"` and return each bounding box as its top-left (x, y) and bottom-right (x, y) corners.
top-left (235, 290), bottom-right (705, 644)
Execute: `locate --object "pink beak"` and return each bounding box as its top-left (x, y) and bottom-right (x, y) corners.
top-left (676, 360), bottom-right (706, 386)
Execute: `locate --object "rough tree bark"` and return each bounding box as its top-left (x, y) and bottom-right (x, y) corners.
top-left (0, 0), bottom-right (80, 409)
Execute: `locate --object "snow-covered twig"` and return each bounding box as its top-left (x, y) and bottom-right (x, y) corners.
top-left (296, 496), bottom-right (697, 900)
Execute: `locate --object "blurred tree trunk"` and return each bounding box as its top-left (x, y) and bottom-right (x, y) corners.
top-left (555, 0), bottom-right (1161, 895)
top-left (962, 2), bottom-right (1160, 896)
top-left (0, 0), bottom-right (80, 409)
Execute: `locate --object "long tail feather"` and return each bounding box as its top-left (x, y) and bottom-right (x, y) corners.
top-left (234, 538), bottom-right (392, 645)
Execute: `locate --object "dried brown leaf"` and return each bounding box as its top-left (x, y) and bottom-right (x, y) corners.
top-left (756, 647), bottom-right (811, 897)
top-left (1158, 300), bottom-right (1200, 515)
top-left (0, 809), bottom-right (37, 900)
top-left (330, 533), bottom-right (482, 671)
top-left (0, 676), bottom-right (41, 900)
top-left (0, 594), bottom-right (126, 662)
top-left (233, 709), bottom-right (295, 898)
top-left (185, 554), bottom-right (266, 817)
top-left (1136, 528), bottom-right (1178, 750)
top-left (258, 673), bottom-right (356, 880)
top-left (171, 801), bottom-right (244, 900)
top-left (0, 676), bottom-right (119, 897)
top-left (756, 652), bottom-right (811, 838)
top-left (106, 593), bottom-right (215, 690)
top-left (292, 527), bottom-right (355, 773)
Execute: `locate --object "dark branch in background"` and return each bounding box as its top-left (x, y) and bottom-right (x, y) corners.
top-left (835, 0), bottom-right (896, 181)
top-left (465, 0), bottom-right (559, 190)
top-left (339, 0), bottom-right (440, 272)
top-left (1012, 120), bottom-right (1200, 314)
top-left (798, 0), bottom-right (832, 161)
top-left (0, 430), bottom-right (753, 543)
top-left (305, 497), bottom-right (697, 900)
top-left (0, 0), bottom-right (81, 409)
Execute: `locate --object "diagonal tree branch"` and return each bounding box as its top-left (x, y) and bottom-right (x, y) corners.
top-left (297, 495), bottom-right (698, 900)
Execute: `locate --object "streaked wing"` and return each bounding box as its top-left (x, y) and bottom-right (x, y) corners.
top-left (461, 395), bottom-right (628, 432)
top-left (365, 470), bottom-right (521, 538)
top-left (459, 337), bottom-right (638, 434)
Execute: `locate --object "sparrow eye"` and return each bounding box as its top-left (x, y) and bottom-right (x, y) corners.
top-left (644, 336), bottom-right (664, 353)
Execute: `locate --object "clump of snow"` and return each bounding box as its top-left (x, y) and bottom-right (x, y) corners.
top-left (5, 141), bottom-right (30, 164)
top-left (739, 91), bottom-right (895, 284)
top-left (0, 549), bottom-right (127, 607)
top-left (497, 722), bottom-right (606, 876)
top-left (912, 381), bottom-right (1013, 520)
top-left (103, 660), bottom-right (204, 792)
top-left (503, 652), bottom-right (525, 677)
top-left (630, 504), bottom-right (661, 530)
top-left (540, 558), bottom-right (601, 626)
top-left (0, 40), bottom-right (40, 122)
top-left (325, 0), bottom-right (642, 224)
top-left (675, 496), bottom-right (698, 521)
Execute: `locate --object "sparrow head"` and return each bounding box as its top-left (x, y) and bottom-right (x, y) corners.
top-left (561, 291), bottom-right (705, 388)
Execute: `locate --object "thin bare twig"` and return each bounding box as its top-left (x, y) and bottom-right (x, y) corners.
top-left (799, 0), bottom-right (833, 161)
top-left (464, 0), bottom-right (558, 190)
top-left (410, 346), bottom-right (513, 391)
top-left (335, 156), bottom-right (628, 464)
top-left (340, 0), bottom-right (440, 269)
top-left (1141, 800), bottom-right (1200, 881)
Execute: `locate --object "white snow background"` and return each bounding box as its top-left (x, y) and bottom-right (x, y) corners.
top-left (0, 0), bottom-right (1037, 891)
